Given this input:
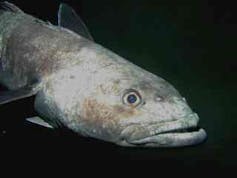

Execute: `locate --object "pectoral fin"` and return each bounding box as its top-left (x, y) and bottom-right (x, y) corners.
top-left (58, 3), bottom-right (94, 41)
top-left (0, 85), bottom-right (39, 105)
top-left (26, 116), bottom-right (53, 129)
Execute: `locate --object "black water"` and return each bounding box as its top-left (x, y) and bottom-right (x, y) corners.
top-left (0, 0), bottom-right (236, 171)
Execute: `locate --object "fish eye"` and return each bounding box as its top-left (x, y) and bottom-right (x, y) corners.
top-left (123, 89), bottom-right (142, 107)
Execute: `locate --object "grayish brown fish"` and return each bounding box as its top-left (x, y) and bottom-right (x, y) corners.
top-left (0, 2), bottom-right (207, 147)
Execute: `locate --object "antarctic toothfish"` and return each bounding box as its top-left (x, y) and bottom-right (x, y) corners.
top-left (0, 2), bottom-right (207, 147)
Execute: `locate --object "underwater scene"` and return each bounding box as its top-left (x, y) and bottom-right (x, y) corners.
top-left (0, 0), bottom-right (236, 171)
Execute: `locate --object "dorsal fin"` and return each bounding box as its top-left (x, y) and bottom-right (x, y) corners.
top-left (58, 3), bottom-right (94, 41)
top-left (0, 1), bottom-right (23, 13)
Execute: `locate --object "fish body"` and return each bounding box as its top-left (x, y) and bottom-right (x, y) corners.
top-left (0, 2), bottom-right (207, 147)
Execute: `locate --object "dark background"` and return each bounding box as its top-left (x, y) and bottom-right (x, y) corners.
top-left (0, 0), bottom-right (236, 172)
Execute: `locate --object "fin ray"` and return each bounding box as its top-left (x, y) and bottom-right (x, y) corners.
top-left (26, 116), bottom-right (54, 129)
top-left (58, 3), bottom-right (94, 41)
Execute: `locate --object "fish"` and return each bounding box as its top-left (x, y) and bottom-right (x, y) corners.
top-left (0, 1), bottom-right (207, 147)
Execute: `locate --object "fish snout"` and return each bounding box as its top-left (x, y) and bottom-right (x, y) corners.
top-left (169, 96), bottom-right (194, 118)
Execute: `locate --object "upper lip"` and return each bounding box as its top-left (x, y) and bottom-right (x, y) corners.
top-left (140, 113), bottom-right (200, 136)
top-left (156, 126), bottom-right (201, 134)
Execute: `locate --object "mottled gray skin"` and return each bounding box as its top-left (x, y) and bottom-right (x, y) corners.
top-left (0, 9), bottom-right (88, 89)
top-left (0, 4), bottom-right (206, 147)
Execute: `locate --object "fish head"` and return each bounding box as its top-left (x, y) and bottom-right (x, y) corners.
top-left (114, 78), bottom-right (207, 147)
top-left (85, 78), bottom-right (206, 147)
top-left (62, 46), bottom-right (206, 147)
top-left (42, 45), bottom-right (206, 147)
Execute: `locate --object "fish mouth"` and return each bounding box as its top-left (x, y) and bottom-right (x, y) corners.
top-left (128, 127), bottom-right (207, 147)
top-left (120, 113), bottom-right (207, 147)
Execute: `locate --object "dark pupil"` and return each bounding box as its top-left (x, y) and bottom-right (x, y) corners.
top-left (127, 94), bottom-right (137, 104)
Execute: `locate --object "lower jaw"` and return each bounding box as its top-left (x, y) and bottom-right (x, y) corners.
top-left (127, 128), bottom-right (207, 147)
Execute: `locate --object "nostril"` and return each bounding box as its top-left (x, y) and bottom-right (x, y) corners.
top-left (155, 95), bottom-right (164, 102)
